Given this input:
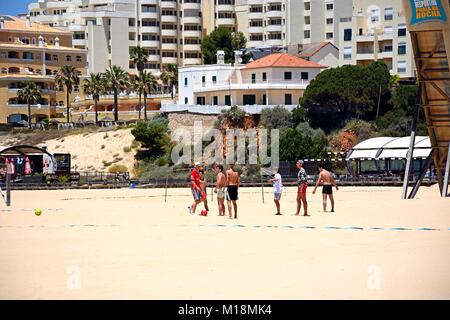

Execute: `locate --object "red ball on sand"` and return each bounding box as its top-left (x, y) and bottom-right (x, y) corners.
top-left (201, 210), bottom-right (208, 216)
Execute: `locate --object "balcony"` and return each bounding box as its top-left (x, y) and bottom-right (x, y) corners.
top-left (247, 0), bottom-right (263, 4)
top-left (356, 33), bottom-right (375, 42)
top-left (248, 11), bottom-right (263, 19)
top-left (216, 18), bottom-right (235, 26)
top-left (183, 16), bottom-right (201, 24)
top-left (193, 79), bottom-right (309, 93)
top-left (356, 51), bottom-right (375, 60)
top-left (266, 24), bottom-right (283, 32)
top-left (161, 104), bottom-right (298, 115)
top-left (161, 14), bottom-right (177, 23)
top-left (141, 26), bottom-right (160, 34)
top-left (141, 40), bottom-right (160, 47)
top-left (161, 29), bottom-right (178, 37)
top-left (378, 50), bottom-right (393, 59)
top-left (140, 11), bottom-right (159, 19)
top-left (248, 26), bottom-right (263, 34)
top-left (183, 44), bottom-right (201, 51)
top-left (266, 9), bottom-right (283, 18)
top-left (182, 2), bottom-right (201, 10)
top-left (217, 4), bottom-right (235, 12)
top-left (160, 0), bottom-right (177, 9)
top-left (183, 30), bottom-right (202, 38)
top-left (183, 58), bottom-right (202, 66)
top-left (247, 40), bottom-right (264, 47)
top-left (72, 39), bottom-right (86, 47)
top-left (161, 43), bottom-right (178, 50)
top-left (162, 56), bottom-right (178, 64)
top-left (266, 38), bottom-right (283, 46)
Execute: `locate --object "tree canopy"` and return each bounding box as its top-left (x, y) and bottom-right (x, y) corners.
top-left (201, 26), bottom-right (247, 64)
top-left (301, 61), bottom-right (391, 131)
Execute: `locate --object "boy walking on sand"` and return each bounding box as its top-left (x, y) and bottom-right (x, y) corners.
top-left (226, 164), bottom-right (240, 219)
top-left (199, 170), bottom-right (209, 212)
top-left (296, 160), bottom-right (309, 216)
top-left (268, 168), bottom-right (283, 215)
top-left (188, 162), bottom-right (204, 215)
top-left (214, 164), bottom-right (227, 216)
top-left (312, 164), bottom-right (339, 212)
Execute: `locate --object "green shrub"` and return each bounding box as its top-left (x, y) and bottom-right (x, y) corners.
top-left (108, 164), bottom-right (128, 173)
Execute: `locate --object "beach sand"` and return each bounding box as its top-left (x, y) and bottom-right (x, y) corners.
top-left (0, 185), bottom-right (449, 299)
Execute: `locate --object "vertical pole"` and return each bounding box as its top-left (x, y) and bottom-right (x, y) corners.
top-left (408, 153), bottom-right (433, 199)
top-left (164, 171), bottom-right (169, 203)
top-left (402, 85), bottom-right (421, 199)
top-left (442, 141), bottom-right (450, 197)
top-left (260, 174), bottom-right (264, 204)
top-left (6, 163), bottom-right (11, 207)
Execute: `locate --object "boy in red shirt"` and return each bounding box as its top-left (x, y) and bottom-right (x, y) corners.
top-left (188, 162), bottom-right (205, 214)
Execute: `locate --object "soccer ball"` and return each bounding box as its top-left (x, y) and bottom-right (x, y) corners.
top-left (200, 210), bottom-right (208, 216)
top-left (34, 209), bottom-right (42, 216)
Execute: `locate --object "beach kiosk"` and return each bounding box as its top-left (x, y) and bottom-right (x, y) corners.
top-left (401, 0), bottom-right (450, 198)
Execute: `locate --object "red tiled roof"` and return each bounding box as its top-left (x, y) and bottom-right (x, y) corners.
top-left (245, 53), bottom-right (325, 69)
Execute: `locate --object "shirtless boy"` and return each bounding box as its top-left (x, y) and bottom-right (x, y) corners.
top-left (214, 164), bottom-right (227, 216)
top-left (226, 164), bottom-right (240, 219)
top-left (312, 163), bottom-right (339, 212)
top-left (199, 170), bottom-right (209, 212)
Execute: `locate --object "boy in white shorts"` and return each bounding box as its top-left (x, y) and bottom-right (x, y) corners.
top-left (268, 168), bottom-right (283, 215)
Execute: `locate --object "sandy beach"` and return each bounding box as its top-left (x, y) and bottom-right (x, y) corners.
top-left (0, 185), bottom-right (449, 299)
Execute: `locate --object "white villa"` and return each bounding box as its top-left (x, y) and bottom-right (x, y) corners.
top-left (165, 51), bottom-right (325, 113)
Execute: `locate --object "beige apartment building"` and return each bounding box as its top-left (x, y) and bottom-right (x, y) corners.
top-left (338, 0), bottom-right (416, 79)
top-left (0, 15), bottom-right (87, 124)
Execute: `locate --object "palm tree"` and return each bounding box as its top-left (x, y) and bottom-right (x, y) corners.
top-left (55, 65), bottom-right (79, 124)
top-left (130, 46), bottom-right (148, 74)
top-left (103, 65), bottom-right (130, 122)
top-left (83, 73), bottom-right (105, 125)
top-left (142, 71), bottom-right (157, 121)
top-left (17, 81), bottom-right (42, 129)
top-left (131, 73), bottom-right (145, 120)
top-left (161, 63), bottom-right (178, 98)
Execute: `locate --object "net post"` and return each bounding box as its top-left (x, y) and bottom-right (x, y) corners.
top-left (6, 163), bottom-right (11, 207)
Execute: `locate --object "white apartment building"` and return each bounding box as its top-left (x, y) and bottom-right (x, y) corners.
top-left (27, 0), bottom-right (203, 74)
top-left (338, 0), bottom-right (416, 78)
top-left (176, 51), bottom-right (324, 108)
top-left (235, 0), bottom-right (353, 48)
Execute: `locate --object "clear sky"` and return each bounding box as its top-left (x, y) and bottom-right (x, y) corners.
top-left (0, 1), bottom-right (33, 16)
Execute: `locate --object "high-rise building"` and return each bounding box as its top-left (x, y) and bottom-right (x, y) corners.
top-left (0, 15), bottom-right (87, 124)
top-left (338, 0), bottom-right (416, 78)
top-left (28, 0), bottom-right (203, 74)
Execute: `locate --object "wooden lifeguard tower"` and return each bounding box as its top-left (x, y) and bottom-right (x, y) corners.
top-left (401, 0), bottom-right (450, 198)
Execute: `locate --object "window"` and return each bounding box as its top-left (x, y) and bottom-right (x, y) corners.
top-left (398, 42), bottom-right (406, 55)
top-left (305, 16), bottom-right (310, 25)
top-left (304, 2), bottom-right (310, 10)
top-left (301, 72), bottom-right (309, 80)
top-left (202, 76), bottom-right (205, 84)
top-left (251, 73), bottom-right (256, 84)
top-left (212, 76), bottom-right (217, 83)
top-left (344, 29), bottom-right (352, 41)
top-left (371, 8), bottom-right (380, 23)
top-left (326, 3), bottom-right (333, 10)
top-left (243, 94), bottom-right (256, 105)
top-left (398, 24), bottom-right (406, 36)
top-left (76, 55), bottom-right (82, 62)
top-left (184, 97), bottom-right (188, 104)
top-left (284, 72), bottom-right (292, 80)
top-left (285, 94), bottom-right (292, 105)
top-left (213, 96), bottom-right (218, 105)
top-left (184, 77), bottom-right (188, 86)
top-left (262, 94), bottom-right (267, 105)
top-left (397, 60), bottom-right (406, 73)
top-left (384, 8), bottom-right (393, 20)
top-left (66, 55), bottom-right (71, 61)
top-left (262, 72), bottom-right (267, 81)
top-left (343, 47), bottom-right (352, 60)
top-left (196, 96), bottom-right (206, 105)
top-left (304, 30), bottom-right (310, 39)
top-left (326, 18), bottom-right (333, 25)
top-left (225, 95), bottom-right (231, 106)
top-left (326, 32), bottom-right (333, 39)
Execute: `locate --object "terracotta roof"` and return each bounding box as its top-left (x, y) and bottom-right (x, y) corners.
top-left (1, 16), bottom-right (71, 34)
top-left (245, 53), bottom-right (325, 69)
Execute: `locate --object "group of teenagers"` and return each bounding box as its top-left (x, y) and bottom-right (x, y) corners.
top-left (188, 160), bottom-right (339, 219)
